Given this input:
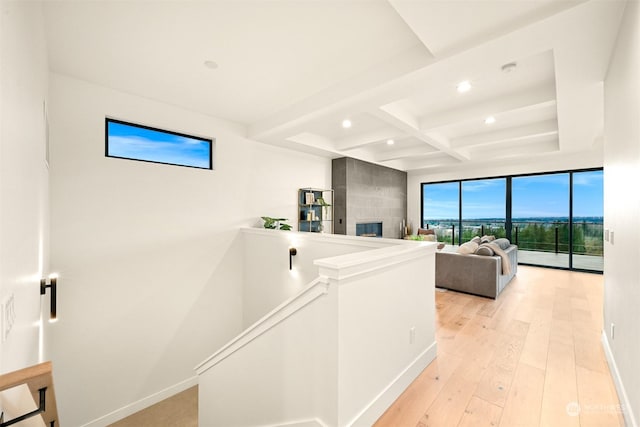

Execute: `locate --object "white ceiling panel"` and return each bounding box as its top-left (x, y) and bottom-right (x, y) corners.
top-left (42, 0), bottom-right (626, 173)
top-left (388, 0), bottom-right (586, 56)
top-left (43, 0), bottom-right (426, 124)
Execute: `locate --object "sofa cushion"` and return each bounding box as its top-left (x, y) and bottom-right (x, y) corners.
top-left (493, 238), bottom-right (511, 250)
top-left (457, 241), bottom-right (478, 254)
top-left (480, 235), bottom-right (496, 243)
top-left (475, 245), bottom-right (495, 256)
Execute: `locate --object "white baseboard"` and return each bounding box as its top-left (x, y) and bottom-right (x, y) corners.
top-left (346, 341), bottom-right (438, 426)
top-left (260, 418), bottom-right (328, 427)
top-left (601, 331), bottom-right (638, 427)
top-left (80, 341), bottom-right (436, 427)
top-left (80, 376), bottom-right (198, 427)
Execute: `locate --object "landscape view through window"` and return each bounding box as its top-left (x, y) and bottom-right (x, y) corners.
top-left (422, 169), bottom-right (604, 271)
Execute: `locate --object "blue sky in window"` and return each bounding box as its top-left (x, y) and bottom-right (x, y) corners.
top-left (424, 171), bottom-right (603, 220)
top-left (513, 172), bottom-right (603, 218)
top-left (423, 182), bottom-right (459, 220)
top-left (107, 121), bottom-right (211, 169)
top-left (573, 170), bottom-right (604, 217)
top-left (462, 179), bottom-right (505, 219)
top-left (512, 174), bottom-right (570, 218)
top-left (423, 179), bottom-right (506, 220)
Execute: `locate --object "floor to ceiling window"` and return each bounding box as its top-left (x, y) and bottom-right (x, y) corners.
top-left (422, 181), bottom-right (459, 244)
top-left (572, 170), bottom-right (604, 271)
top-left (421, 168), bottom-right (603, 272)
top-left (512, 173), bottom-right (570, 269)
top-left (462, 178), bottom-right (506, 242)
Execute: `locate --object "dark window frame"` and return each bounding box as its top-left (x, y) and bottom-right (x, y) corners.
top-left (105, 118), bottom-right (214, 170)
top-left (420, 167), bottom-right (603, 273)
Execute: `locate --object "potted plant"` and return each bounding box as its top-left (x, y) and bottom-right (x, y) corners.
top-left (406, 234), bottom-right (425, 241)
top-left (261, 216), bottom-right (292, 231)
top-left (316, 197), bottom-right (331, 221)
top-left (316, 197), bottom-right (330, 207)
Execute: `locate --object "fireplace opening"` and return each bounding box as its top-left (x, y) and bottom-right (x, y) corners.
top-left (356, 222), bottom-right (383, 238)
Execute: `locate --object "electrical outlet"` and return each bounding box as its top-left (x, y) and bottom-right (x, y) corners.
top-left (611, 323), bottom-right (615, 340)
top-left (2, 294), bottom-right (16, 342)
top-left (409, 326), bottom-right (416, 344)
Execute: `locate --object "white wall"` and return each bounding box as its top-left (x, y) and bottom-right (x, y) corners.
top-left (0, 0), bottom-right (49, 373)
top-left (335, 252), bottom-right (435, 425)
top-left (48, 73), bottom-right (331, 426)
top-left (603, 1), bottom-right (640, 425)
top-left (242, 228), bottom-right (401, 327)
top-left (198, 231), bottom-right (436, 427)
top-left (199, 280), bottom-right (338, 427)
top-left (407, 150), bottom-right (603, 232)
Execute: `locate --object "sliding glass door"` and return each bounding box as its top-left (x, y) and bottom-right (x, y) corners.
top-left (462, 178), bottom-right (506, 241)
top-left (422, 181), bottom-right (459, 244)
top-left (421, 168), bottom-right (603, 272)
top-left (572, 170), bottom-right (604, 271)
top-left (512, 173), bottom-right (570, 269)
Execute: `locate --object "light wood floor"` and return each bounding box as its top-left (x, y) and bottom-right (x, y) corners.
top-left (375, 266), bottom-right (623, 427)
top-left (108, 266), bottom-right (622, 427)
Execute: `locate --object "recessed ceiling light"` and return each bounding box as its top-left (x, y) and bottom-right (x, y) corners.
top-left (501, 62), bottom-right (517, 73)
top-left (485, 116), bottom-right (496, 125)
top-left (386, 139), bottom-right (395, 145)
top-left (342, 119), bottom-right (352, 129)
top-left (204, 60), bottom-right (219, 70)
top-left (457, 80), bottom-right (472, 93)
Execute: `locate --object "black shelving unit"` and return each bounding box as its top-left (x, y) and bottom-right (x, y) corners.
top-left (298, 188), bottom-right (333, 233)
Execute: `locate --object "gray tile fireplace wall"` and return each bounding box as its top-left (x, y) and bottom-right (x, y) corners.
top-left (332, 157), bottom-right (407, 239)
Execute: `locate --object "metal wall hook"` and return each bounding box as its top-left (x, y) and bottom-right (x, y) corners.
top-left (40, 276), bottom-right (57, 320)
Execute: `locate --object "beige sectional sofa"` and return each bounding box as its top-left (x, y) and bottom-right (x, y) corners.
top-left (435, 244), bottom-right (518, 299)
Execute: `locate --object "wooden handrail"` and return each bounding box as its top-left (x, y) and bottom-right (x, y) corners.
top-left (0, 361), bottom-right (59, 427)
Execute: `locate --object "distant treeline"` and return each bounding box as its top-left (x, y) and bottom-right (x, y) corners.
top-left (426, 216), bottom-right (603, 224)
top-left (425, 218), bottom-right (603, 256)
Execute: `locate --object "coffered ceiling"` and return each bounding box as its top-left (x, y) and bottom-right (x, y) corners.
top-left (42, 0), bottom-right (627, 173)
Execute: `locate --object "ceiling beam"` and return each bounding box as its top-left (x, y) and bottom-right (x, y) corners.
top-left (375, 145), bottom-right (440, 162)
top-left (282, 132), bottom-right (393, 166)
top-left (468, 137), bottom-right (559, 161)
top-left (450, 119), bottom-right (558, 149)
top-left (285, 132), bottom-right (337, 152)
top-left (247, 44), bottom-right (434, 140)
top-left (390, 153), bottom-right (461, 171)
top-left (419, 84), bottom-right (557, 131)
top-left (335, 128), bottom-right (403, 151)
top-left (370, 104), bottom-right (469, 161)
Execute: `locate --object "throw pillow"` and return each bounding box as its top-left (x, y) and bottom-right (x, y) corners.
top-left (470, 236), bottom-right (481, 244)
top-left (481, 235), bottom-right (496, 244)
top-left (457, 241), bottom-right (478, 254)
top-left (422, 234), bottom-right (437, 242)
top-left (475, 245), bottom-right (495, 256)
top-left (493, 238), bottom-right (511, 250)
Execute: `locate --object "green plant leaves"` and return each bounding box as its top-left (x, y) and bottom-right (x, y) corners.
top-left (261, 216), bottom-right (291, 231)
